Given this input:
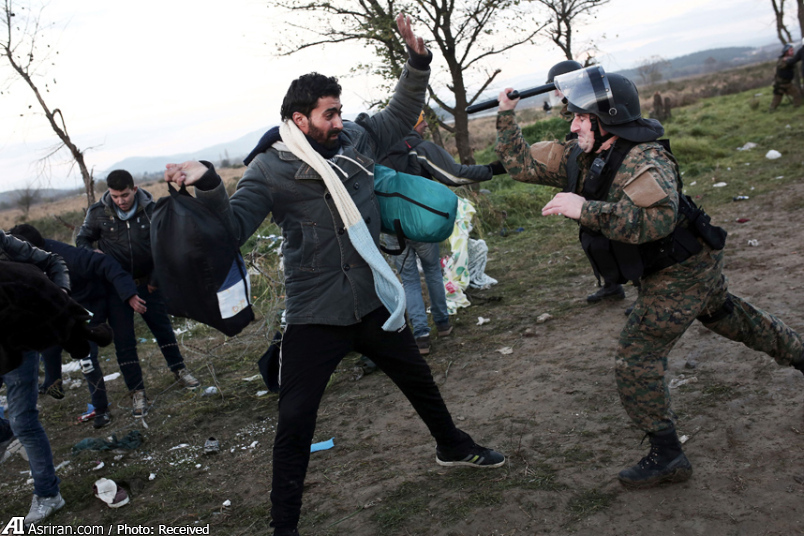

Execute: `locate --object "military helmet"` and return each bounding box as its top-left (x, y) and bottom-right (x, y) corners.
top-left (546, 60), bottom-right (583, 84)
top-left (557, 66), bottom-right (663, 143)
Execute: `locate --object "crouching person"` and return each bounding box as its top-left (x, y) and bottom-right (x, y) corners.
top-left (164, 15), bottom-right (504, 536)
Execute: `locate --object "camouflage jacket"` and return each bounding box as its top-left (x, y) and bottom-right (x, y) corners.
top-left (495, 110), bottom-right (680, 245)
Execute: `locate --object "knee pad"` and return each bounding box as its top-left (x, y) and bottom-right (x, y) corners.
top-left (696, 294), bottom-right (734, 324)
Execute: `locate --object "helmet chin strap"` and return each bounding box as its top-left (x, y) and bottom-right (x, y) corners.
top-left (590, 116), bottom-right (614, 153)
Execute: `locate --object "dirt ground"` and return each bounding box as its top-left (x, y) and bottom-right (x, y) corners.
top-left (1, 179), bottom-right (804, 536)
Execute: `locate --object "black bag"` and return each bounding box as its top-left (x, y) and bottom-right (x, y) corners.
top-left (151, 184), bottom-right (254, 337)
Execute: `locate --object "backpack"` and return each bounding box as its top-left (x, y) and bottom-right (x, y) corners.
top-left (379, 137), bottom-right (428, 177)
top-left (373, 164), bottom-right (458, 255)
top-left (151, 184), bottom-right (254, 337)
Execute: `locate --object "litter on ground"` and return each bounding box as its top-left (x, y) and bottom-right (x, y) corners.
top-left (311, 438), bottom-right (335, 453)
top-left (477, 317), bottom-right (490, 325)
top-left (766, 150), bottom-right (782, 160)
top-left (536, 313), bottom-right (553, 324)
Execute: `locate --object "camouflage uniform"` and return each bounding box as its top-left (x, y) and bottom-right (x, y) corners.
top-left (770, 56), bottom-right (802, 111)
top-left (495, 109), bottom-right (804, 432)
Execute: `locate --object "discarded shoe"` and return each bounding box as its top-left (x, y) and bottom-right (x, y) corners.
top-left (587, 283), bottom-right (625, 303)
top-left (436, 322), bottom-right (454, 337)
top-left (78, 404), bottom-right (96, 424)
top-left (39, 379), bottom-right (64, 400)
top-left (204, 437), bottom-right (220, 454)
top-left (436, 443), bottom-right (505, 468)
top-left (416, 335), bottom-right (430, 355)
top-left (175, 368), bottom-right (200, 390)
top-left (24, 493), bottom-right (65, 527)
top-left (93, 412), bottom-right (112, 430)
top-left (93, 478), bottom-right (130, 508)
top-left (131, 390), bottom-right (148, 418)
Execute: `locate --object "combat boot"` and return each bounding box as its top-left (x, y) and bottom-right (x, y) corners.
top-left (587, 283), bottom-right (625, 303)
top-left (618, 424), bottom-right (692, 488)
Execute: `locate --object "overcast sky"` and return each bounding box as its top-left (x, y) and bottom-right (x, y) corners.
top-left (0, 0), bottom-right (794, 193)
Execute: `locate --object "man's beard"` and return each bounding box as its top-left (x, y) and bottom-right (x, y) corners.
top-left (309, 123), bottom-right (341, 149)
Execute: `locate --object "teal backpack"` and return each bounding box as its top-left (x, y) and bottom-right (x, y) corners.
top-left (373, 164), bottom-right (458, 254)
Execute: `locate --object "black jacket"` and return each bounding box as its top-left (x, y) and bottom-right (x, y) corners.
top-left (75, 187), bottom-right (156, 282)
top-left (0, 231), bottom-right (70, 291)
top-left (45, 239), bottom-right (138, 306)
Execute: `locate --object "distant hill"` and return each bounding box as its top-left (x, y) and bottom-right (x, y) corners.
top-left (615, 46), bottom-right (778, 84)
top-left (100, 127), bottom-right (272, 180)
top-left (0, 187), bottom-right (84, 211)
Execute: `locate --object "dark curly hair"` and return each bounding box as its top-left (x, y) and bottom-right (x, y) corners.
top-left (280, 73), bottom-right (342, 121)
top-left (106, 169), bottom-right (135, 191)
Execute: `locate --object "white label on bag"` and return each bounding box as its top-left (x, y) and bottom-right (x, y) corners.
top-left (218, 277), bottom-right (250, 319)
top-left (217, 256), bottom-right (252, 319)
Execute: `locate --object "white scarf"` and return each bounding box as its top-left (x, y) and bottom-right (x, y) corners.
top-left (278, 120), bottom-right (406, 332)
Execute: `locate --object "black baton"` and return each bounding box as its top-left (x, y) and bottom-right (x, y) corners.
top-left (466, 82), bottom-right (556, 114)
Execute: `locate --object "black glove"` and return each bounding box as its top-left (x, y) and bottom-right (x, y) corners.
top-left (488, 160), bottom-right (507, 176)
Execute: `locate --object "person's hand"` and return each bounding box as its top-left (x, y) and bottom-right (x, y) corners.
top-left (93, 249), bottom-right (104, 254)
top-left (147, 284), bottom-right (157, 294)
top-left (397, 13), bottom-right (426, 56)
top-left (498, 87), bottom-right (519, 112)
top-left (542, 192), bottom-right (585, 220)
top-left (165, 161), bottom-right (207, 186)
top-left (128, 295), bottom-right (147, 314)
top-left (488, 160), bottom-right (507, 175)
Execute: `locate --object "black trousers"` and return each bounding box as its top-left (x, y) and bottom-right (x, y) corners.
top-left (269, 307), bottom-right (473, 530)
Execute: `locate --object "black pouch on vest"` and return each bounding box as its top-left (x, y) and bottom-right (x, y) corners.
top-left (679, 195), bottom-right (727, 250)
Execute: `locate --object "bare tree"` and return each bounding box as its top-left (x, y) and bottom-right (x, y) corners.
top-left (1, 0), bottom-right (96, 206)
top-left (771, 0), bottom-right (794, 44)
top-left (272, 0), bottom-right (547, 165)
top-left (636, 56), bottom-right (671, 85)
top-left (534, 0), bottom-right (609, 60)
top-left (798, 0), bottom-right (804, 40)
top-left (15, 181), bottom-right (40, 218)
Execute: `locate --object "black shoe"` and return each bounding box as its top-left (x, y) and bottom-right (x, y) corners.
top-left (618, 426), bottom-right (692, 488)
top-left (93, 412), bottom-right (112, 429)
top-left (416, 335), bottom-right (430, 355)
top-left (794, 350), bottom-right (804, 376)
top-left (273, 528), bottom-right (300, 536)
top-left (359, 356), bottom-right (378, 374)
top-left (624, 302), bottom-right (635, 316)
top-left (587, 283), bottom-right (625, 303)
top-left (436, 443), bottom-right (505, 468)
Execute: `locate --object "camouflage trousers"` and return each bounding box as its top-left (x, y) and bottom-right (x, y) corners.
top-left (615, 246), bottom-right (803, 432)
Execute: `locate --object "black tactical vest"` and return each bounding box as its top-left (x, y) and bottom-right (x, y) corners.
top-left (568, 139), bottom-right (724, 285)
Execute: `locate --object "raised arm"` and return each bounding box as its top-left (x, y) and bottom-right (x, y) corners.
top-left (358, 14), bottom-right (432, 153)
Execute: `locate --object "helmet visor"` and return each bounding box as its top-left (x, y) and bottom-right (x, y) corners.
top-left (554, 66), bottom-right (617, 120)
